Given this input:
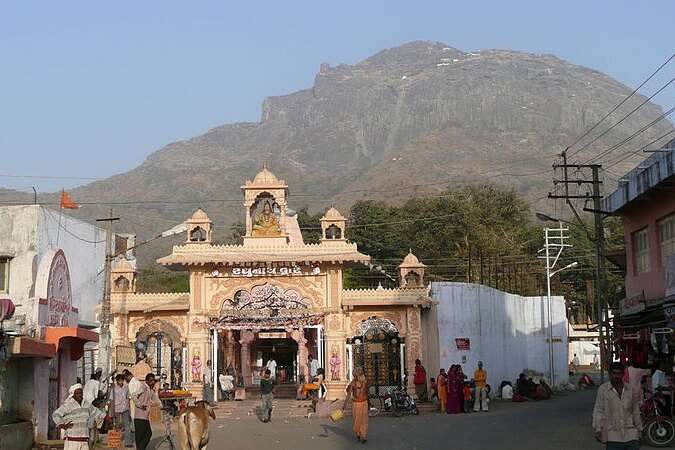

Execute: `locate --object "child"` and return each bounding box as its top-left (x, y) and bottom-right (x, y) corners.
top-left (429, 377), bottom-right (438, 403)
top-left (463, 382), bottom-right (472, 413)
top-left (260, 369), bottom-right (274, 423)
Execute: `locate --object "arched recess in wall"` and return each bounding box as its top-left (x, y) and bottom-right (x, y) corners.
top-left (135, 319), bottom-right (185, 388)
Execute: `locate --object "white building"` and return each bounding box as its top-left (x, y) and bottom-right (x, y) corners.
top-left (0, 205), bottom-right (108, 446)
top-left (432, 282), bottom-right (569, 389)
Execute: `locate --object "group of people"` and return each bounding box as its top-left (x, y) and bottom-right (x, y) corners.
top-left (421, 359), bottom-right (490, 413)
top-left (53, 368), bottom-right (162, 450)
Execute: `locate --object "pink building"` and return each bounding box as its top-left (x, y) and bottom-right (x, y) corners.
top-left (603, 139), bottom-right (675, 310)
top-left (603, 139), bottom-right (675, 367)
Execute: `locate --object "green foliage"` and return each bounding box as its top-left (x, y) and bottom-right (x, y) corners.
top-left (137, 270), bottom-right (189, 293)
top-left (295, 207), bottom-right (323, 244)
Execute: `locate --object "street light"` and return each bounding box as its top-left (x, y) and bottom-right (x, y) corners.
top-left (545, 255), bottom-right (579, 387)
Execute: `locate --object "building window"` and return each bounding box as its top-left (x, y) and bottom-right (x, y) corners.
top-left (0, 258), bottom-right (9, 293)
top-left (666, 152), bottom-right (673, 177)
top-left (659, 214), bottom-right (675, 266)
top-left (633, 228), bottom-right (650, 273)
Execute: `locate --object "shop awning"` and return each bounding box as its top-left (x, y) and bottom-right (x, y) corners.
top-left (8, 336), bottom-right (56, 358)
top-left (44, 327), bottom-right (99, 361)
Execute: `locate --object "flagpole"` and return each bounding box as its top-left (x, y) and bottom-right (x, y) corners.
top-left (56, 190), bottom-right (64, 247)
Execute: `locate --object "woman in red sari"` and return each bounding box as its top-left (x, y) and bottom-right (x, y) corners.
top-left (455, 365), bottom-right (467, 413)
top-left (446, 365), bottom-right (462, 414)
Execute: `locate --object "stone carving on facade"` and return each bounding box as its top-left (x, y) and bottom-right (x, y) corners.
top-left (224, 283), bottom-right (310, 311)
top-left (209, 276), bottom-right (326, 310)
top-left (407, 309), bottom-right (421, 333)
top-left (251, 200), bottom-right (282, 237)
top-left (349, 312), bottom-right (403, 336)
top-left (328, 314), bottom-right (342, 332)
top-left (329, 344), bottom-right (342, 381)
top-left (191, 350), bottom-right (202, 383)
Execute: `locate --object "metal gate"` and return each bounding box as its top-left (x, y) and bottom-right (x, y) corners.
top-left (347, 317), bottom-right (403, 396)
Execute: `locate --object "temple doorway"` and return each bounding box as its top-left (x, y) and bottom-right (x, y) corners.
top-left (252, 336), bottom-right (298, 384)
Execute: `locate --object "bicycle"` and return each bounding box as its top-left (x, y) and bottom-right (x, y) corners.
top-left (151, 404), bottom-right (179, 450)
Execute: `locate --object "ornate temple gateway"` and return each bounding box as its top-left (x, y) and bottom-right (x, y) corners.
top-left (110, 167), bottom-right (438, 399)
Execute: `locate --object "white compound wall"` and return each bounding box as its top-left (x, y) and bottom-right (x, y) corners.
top-left (431, 282), bottom-right (569, 388)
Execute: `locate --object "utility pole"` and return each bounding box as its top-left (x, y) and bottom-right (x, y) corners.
top-left (539, 223), bottom-right (576, 386)
top-left (548, 152), bottom-right (608, 382)
top-left (96, 209), bottom-right (119, 381)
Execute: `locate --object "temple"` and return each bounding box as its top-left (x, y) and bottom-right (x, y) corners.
top-left (110, 167), bottom-right (438, 399)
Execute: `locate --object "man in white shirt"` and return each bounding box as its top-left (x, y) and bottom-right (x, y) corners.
top-left (266, 358), bottom-right (277, 381)
top-left (83, 369), bottom-right (102, 405)
top-left (308, 355), bottom-right (319, 379)
top-left (593, 362), bottom-right (642, 448)
top-left (123, 369), bottom-right (142, 420)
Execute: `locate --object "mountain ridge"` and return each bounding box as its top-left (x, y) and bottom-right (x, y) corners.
top-left (1, 40), bottom-right (672, 267)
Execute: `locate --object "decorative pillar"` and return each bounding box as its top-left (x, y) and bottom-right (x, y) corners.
top-left (225, 330), bottom-right (236, 369)
top-left (290, 328), bottom-right (309, 383)
top-left (239, 331), bottom-right (255, 386)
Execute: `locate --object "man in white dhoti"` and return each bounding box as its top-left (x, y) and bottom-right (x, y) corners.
top-left (52, 383), bottom-right (106, 450)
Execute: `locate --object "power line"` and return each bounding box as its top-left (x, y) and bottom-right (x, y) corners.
top-left (568, 77), bottom-right (675, 159)
top-left (565, 53), bottom-right (675, 157)
top-left (604, 128), bottom-right (675, 171)
top-left (585, 105), bottom-right (675, 165)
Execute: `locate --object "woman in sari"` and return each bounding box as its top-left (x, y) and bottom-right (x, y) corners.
top-left (455, 366), bottom-right (467, 413)
top-left (344, 366), bottom-right (370, 443)
top-left (437, 368), bottom-right (448, 414)
top-left (446, 365), bottom-right (462, 414)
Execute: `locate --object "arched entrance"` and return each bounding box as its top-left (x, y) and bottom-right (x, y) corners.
top-left (135, 320), bottom-right (184, 388)
top-left (347, 317), bottom-right (404, 396)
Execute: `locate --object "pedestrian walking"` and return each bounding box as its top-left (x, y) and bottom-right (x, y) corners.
top-left (593, 362), bottom-right (643, 450)
top-left (112, 374), bottom-right (135, 448)
top-left (52, 383), bottom-right (106, 450)
top-left (473, 361), bottom-right (488, 412)
top-left (133, 373), bottom-right (161, 450)
top-left (260, 369), bottom-right (274, 422)
top-left (344, 366), bottom-right (370, 444)
top-left (414, 359), bottom-right (428, 401)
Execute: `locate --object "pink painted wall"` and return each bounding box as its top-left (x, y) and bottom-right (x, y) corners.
top-left (622, 194), bottom-right (675, 301)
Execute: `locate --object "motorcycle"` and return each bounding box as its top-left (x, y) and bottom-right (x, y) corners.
top-left (641, 389), bottom-right (675, 447)
top-left (387, 386), bottom-right (419, 417)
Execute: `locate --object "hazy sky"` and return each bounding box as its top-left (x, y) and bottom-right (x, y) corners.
top-left (2, 1), bottom-right (674, 192)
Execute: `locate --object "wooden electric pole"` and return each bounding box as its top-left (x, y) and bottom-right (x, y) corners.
top-left (96, 209), bottom-right (119, 380)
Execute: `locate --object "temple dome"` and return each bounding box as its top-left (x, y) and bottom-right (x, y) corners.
top-left (321, 207), bottom-right (345, 221)
top-left (252, 167), bottom-right (280, 185)
top-left (189, 208), bottom-right (211, 222)
top-left (399, 251), bottom-right (426, 268)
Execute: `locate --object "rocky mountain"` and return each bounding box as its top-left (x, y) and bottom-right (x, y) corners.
top-left (2, 41), bottom-right (673, 267)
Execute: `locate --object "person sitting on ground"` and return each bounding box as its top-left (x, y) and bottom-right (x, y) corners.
top-left (578, 373), bottom-right (595, 389)
top-left (219, 369), bottom-right (235, 401)
top-left (297, 368), bottom-right (325, 400)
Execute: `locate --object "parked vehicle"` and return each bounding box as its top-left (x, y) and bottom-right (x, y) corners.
top-left (641, 390), bottom-right (675, 448)
top-left (388, 385), bottom-right (419, 417)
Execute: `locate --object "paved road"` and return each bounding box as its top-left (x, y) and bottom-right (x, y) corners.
top-left (153, 388), bottom-right (608, 450)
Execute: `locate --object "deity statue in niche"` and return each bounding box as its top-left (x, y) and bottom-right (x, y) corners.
top-left (329, 345), bottom-right (342, 381)
top-left (191, 352), bottom-right (202, 383)
top-left (252, 200), bottom-right (282, 237)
